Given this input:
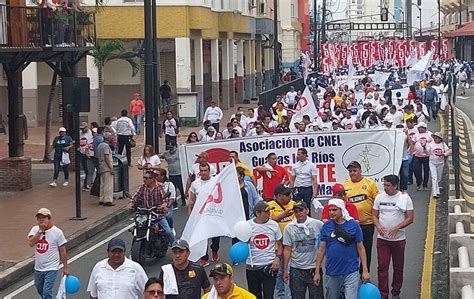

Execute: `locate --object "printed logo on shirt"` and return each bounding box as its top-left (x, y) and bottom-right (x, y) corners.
top-left (379, 202), bottom-right (397, 207)
top-left (433, 148), bottom-right (444, 156)
top-left (188, 270), bottom-right (196, 278)
top-left (36, 239), bottom-right (49, 254)
top-left (348, 194), bottom-right (366, 203)
top-left (253, 234), bottom-right (270, 250)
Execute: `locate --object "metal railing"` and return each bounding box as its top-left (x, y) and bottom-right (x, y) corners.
top-left (0, 4), bottom-right (95, 49)
top-left (258, 76), bottom-right (307, 110)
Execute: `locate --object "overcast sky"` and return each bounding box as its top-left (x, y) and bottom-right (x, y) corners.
top-left (323, 0), bottom-right (440, 30)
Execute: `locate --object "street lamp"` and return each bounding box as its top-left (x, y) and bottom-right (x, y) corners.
top-left (412, 3), bottom-right (422, 37)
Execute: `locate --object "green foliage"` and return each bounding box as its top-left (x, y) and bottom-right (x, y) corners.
top-left (89, 40), bottom-right (139, 76)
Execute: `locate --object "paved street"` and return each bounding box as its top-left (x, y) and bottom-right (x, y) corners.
top-left (1, 177), bottom-right (432, 299)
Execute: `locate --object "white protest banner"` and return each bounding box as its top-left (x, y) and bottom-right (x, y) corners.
top-left (289, 86), bottom-right (318, 128)
top-left (179, 130), bottom-right (405, 195)
top-left (181, 163), bottom-right (246, 262)
top-left (374, 71), bottom-right (391, 87)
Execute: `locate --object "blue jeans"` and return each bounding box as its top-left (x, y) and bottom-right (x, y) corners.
top-left (53, 156), bottom-right (69, 180)
top-left (399, 157), bottom-right (411, 191)
top-left (158, 217), bottom-right (175, 245)
top-left (166, 206), bottom-right (174, 229)
top-left (275, 262), bottom-right (291, 297)
top-left (133, 114), bottom-right (142, 134)
top-left (425, 101), bottom-right (437, 120)
top-left (293, 186), bottom-right (313, 216)
top-left (325, 271), bottom-right (359, 299)
top-left (34, 270), bottom-right (58, 299)
top-left (162, 97), bottom-right (171, 112)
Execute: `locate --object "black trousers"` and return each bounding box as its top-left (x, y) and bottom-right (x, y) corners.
top-left (117, 135), bottom-right (131, 165)
top-left (169, 175), bottom-right (185, 205)
top-left (413, 156), bottom-right (430, 188)
top-left (246, 266), bottom-right (277, 299)
top-left (289, 267), bottom-right (324, 299)
top-left (202, 237), bottom-right (220, 261)
top-left (165, 135), bottom-right (177, 148)
top-left (360, 224), bottom-right (375, 272)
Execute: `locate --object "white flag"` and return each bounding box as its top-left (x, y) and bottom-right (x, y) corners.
top-left (289, 86), bottom-right (318, 130)
top-left (181, 163), bottom-right (246, 262)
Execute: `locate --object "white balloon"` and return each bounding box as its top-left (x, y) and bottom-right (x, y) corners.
top-left (233, 220), bottom-right (252, 242)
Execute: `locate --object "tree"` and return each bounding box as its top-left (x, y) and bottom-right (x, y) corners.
top-left (89, 40), bottom-right (139, 122)
top-left (42, 66), bottom-right (58, 162)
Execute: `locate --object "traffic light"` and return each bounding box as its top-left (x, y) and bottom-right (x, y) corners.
top-left (381, 7), bottom-right (388, 21)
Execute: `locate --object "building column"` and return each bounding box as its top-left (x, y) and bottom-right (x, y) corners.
top-left (250, 40), bottom-right (256, 99)
top-left (22, 62), bottom-right (38, 128)
top-left (243, 40), bottom-right (251, 101)
top-left (264, 48), bottom-right (274, 90)
top-left (228, 39), bottom-right (235, 108)
top-left (220, 38), bottom-right (230, 110)
top-left (210, 39), bottom-right (220, 106)
top-left (176, 37), bottom-right (192, 92)
top-left (235, 40), bottom-right (244, 104)
top-left (86, 56), bottom-right (100, 123)
top-left (193, 37), bottom-right (204, 118)
top-left (255, 39), bottom-right (263, 95)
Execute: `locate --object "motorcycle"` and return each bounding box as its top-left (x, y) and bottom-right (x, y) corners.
top-left (130, 206), bottom-right (169, 265)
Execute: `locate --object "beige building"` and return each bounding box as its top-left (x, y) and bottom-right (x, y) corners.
top-left (0, 0), bottom-right (277, 126)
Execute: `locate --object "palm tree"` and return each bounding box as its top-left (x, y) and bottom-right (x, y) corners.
top-left (42, 67), bottom-right (58, 162)
top-left (89, 40), bottom-right (139, 122)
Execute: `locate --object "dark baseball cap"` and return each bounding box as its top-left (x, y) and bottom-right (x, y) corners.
top-left (292, 201), bottom-right (308, 210)
top-left (107, 237), bottom-right (126, 252)
top-left (171, 239), bottom-right (190, 250)
top-left (346, 161), bottom-right (361, 169)
top-left (210, 263), bottom-right (233, 277)
top-left (253, 200), bottom-right (274, 213)
top-left (274, 184), bottom-right (293, 196)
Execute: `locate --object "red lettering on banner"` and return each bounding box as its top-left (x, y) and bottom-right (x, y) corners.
top-left (315, 164), bottom-right (337, 183)
top-left (199, 183), bottom-right (223, 214)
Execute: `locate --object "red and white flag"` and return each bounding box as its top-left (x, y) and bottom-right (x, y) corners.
top-left (181, 163), bottom-right (246, 262)
top-left (289, 86), bottom-right (318, 129)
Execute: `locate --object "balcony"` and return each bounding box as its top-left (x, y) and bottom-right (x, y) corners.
top-left (0, 4), bottom-right (95, 52)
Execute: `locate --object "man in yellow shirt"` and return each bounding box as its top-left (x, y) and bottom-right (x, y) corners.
top-left (202, 263), bottom-right (256, 299)
top-left (229, 151), bottom-right (256, 186)
top-left (343, 161), bottom-right (379, 272)
top-left (268, 184), bottom-right (295, 299)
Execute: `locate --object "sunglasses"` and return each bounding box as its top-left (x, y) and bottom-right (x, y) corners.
top-left (146, 290), bottom-right (164, 296)
top-left (42, 231), bottom-right (46, 240)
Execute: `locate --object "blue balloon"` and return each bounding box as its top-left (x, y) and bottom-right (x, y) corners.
top-left (229, 241), bottom-right (249, 264)
top-left (65, 275), bottom-right (81, 294)
top-left (358, 282), bottom-right (381, 299)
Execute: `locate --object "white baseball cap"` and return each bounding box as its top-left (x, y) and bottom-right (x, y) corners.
top-left (58, 127), bottom-right (66, 132)
top-left (36, 208), bottom-right (52, 217)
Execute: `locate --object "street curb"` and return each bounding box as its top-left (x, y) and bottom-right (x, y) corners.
top-left (0, 208), bottom-right (132, 291)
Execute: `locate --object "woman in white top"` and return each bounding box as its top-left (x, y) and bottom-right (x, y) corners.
top-left (428, 132), bottom-right (450, 198)
top-left (137, 145), bottom-right (161, 172)
top-left (201, 126), bottom-right (216, 142)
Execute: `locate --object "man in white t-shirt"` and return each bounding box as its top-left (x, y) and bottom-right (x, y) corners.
top-left (373, 175), bottom-right (414, 299)
top-left (28, 208), bottom-right (68, 299)
top-left (340, 110), bottom-right (357, 130)
top-left (185, 152), bottom-right (217, 197)
top-left (246, 201), bottom-right (282, 299)
top-left (187, 162), bottom-right (220, 267)
top-left (160, 111), bottom-right (180, 148)
top-left (87, 238), bottom-right (148, 299)
top-left (203, 101), bottom-right (223, 131)
top-left (285, 86), bottom-right (298, 109)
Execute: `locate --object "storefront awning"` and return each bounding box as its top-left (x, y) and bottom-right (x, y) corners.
top-left (444, 21), bottom-right (474, 37)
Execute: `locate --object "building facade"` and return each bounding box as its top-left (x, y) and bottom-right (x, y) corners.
top-left (0, 0), bottom-right (277, 127)
top-left (280, 0), bottom-right (303, 70)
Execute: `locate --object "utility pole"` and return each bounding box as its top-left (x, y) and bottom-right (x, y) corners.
top-left (438, 0), bottom-right (442, 61)
top-left (321, 0), bottom-right (327, 43)
top-left (144, 0), bottom-right (155, 146)
top-left (273, 0), bottom-right (280, 87)
top-left (406, 0), bottom-right (412, 38)
top-left (313, 0), bottom-right (318, 72)
top-left (151, 0), bottom-right (160, 154)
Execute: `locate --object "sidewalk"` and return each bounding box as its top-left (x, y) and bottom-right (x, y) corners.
top-left (0, 105), bottom-right (251, 289)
